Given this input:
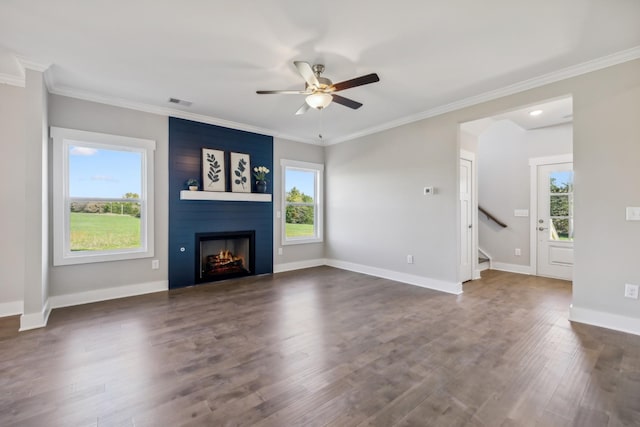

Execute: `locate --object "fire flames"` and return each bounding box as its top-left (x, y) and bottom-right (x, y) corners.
top-left (204, 250), bottom-right (245, 275)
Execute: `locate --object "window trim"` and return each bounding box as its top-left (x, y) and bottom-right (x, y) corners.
top-left (281, 159), bottom-right (324, 245)
top-left (51, 127), bottom-right (155, 266)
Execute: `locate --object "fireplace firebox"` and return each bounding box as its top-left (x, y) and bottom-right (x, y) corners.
top-left (195, 231), bottom-right (255, 283)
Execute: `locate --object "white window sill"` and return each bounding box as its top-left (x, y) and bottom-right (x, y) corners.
top-left (54, 248), bottom-right (153, 266)
top-left (282, 238), bottom-right (323, 246)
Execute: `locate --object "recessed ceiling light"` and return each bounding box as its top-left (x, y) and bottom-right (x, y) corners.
top-left (529, 109), bottom-right (543, 116)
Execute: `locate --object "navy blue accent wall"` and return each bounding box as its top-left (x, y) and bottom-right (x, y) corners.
top-left (168, 117), bottom-right (273, 289)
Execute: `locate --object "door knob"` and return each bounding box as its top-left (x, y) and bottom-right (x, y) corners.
top-left (538, 227), bottom-right (548, 231)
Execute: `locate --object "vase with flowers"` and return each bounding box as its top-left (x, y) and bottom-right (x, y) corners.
top-left (253, 166), bottom-right (270, 193)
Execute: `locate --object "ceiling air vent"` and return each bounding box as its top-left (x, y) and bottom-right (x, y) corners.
top-left (168, 97), bottom-right (192, 107)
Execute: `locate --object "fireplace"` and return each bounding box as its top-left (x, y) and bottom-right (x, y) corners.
top-left (195, 231), bottom-right (255, 283)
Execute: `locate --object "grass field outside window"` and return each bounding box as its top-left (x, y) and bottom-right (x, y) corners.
top-left (285, 223), bottom-right (315, 238)
top-left (70, 212), bottom-right (140, 251)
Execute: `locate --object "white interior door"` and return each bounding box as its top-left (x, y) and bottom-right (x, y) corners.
top-left (536, 162), bottom-right (573, 280)
top-left (460, 157), bottom-right (473, 282)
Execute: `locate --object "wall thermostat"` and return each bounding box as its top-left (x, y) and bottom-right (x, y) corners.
top-left (423, 186), bottom-right (435, 195)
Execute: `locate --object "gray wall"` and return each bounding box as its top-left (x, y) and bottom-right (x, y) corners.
top-left (48, 95), bottom-right (169, 296)
top-left (572, 60), bottom-right (640, 319)
top-left (273, 137), bottom-right (325, 267)
top-left (23, 69), bottom-right (49, 319)
top-left (477, 121), bottom-right (572, 266)
top-left (325, 116), bottom-right (459, 285)
top-left (459, 129), bottom-right (478, 153)
top-left (46, 98), bottom-right (326, 296)
top-left (326, 58), bottom-right (640, 324)
top-left (477, 120), bottom-right (529, 265)
top-left (525, 124), bottom-right (573, 158)
top-left (0, 84), bottom-right (26, 308)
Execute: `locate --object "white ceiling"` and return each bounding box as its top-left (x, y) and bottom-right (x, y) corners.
top-left (1, 1), bottom-right (639, 144)
top-left (462, 96), bottom-right (573, 136)
top-left (494, 97), bottom-right (573, 130)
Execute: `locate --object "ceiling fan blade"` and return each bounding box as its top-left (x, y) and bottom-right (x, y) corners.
top-left (331, 73), bottom-right (380, 92)
top-left (293, 61), bottom-right (320, 88)
top-left (295, 103), bottom-right (310, 115)
top-left (331, 94), bottom-right (363, 109)
top-left (256, 90), bottom-right (308, 94)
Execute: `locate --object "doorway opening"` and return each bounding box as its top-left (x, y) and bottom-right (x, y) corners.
top-left (458, 95), bottom-right (573, 283)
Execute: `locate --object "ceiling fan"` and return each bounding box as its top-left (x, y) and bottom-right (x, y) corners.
top-left (256, 61), bottom-right (380, 115)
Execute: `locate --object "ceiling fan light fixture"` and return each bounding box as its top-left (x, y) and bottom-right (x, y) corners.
top-left (305, 92), bottom-right (332, 110)
top-left (256, 61), bottom-right (379, 114)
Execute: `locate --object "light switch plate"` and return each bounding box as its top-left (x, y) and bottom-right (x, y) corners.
top-left (625, 283), bottom-right (639, 299)
top-left (626, 207), bottom-right (640, 221)
top-left (514, 209), bottom-right (529, 217)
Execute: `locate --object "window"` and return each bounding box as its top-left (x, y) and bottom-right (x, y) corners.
top-left (548, 170), bottom-right (574, 241)
top-left (281, 159), bottom-right (324, 244)
top-left (51, 127), bottom-right (155, 265)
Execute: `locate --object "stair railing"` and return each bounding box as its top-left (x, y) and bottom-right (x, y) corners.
top-left (478, 206), bottom-right (507, 228)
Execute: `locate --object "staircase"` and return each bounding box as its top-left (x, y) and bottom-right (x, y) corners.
top-left (478, 248), bottom-right (491, 272)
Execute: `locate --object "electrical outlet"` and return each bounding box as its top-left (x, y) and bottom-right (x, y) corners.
top-left (515, 248), bottom-right (521, 256)
top-left (624, 284), bottom-right (639, 299)
top-left (278, 247), bottom-right (283, 255)
top-left (407, 255), bottom-right (414, 264)
top-left (151, 259), bottom-right (159, 270)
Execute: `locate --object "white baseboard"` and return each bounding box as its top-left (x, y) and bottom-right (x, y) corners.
top-left (19, 299), bottom-right (51, 331)
top-left (492, 262), bottom-right (533, 275)
top-left (273, 258), bottom-right (327, 273)
top-left (569, 304), bottom-right (640, 337)
top-left (50, 280), bottom-right (168, 309)
top-left (0, 300), bottom-right (23, 317)
top-left (326, 259), bottom-right (462, 295)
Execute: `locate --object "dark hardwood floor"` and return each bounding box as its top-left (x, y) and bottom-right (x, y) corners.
top-left (1, 267), bottom-right (639, 426)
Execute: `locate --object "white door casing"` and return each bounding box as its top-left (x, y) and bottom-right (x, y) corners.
top-left (530, 156), bottom-right (574, 281)
top-left (459, 152), bottom-right (475, 282)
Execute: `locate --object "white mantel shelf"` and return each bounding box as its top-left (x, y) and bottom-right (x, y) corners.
top-left (180, 190), bottom-right (272, 202)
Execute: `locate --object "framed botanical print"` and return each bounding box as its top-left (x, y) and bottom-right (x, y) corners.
top-left (202, 148), bottom-right (225, 192)
top-left (230, 152), bottom-right (250, 193)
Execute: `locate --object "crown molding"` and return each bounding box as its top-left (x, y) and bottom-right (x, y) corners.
top-left (48, 84), bottom-right (316, 144)
top-left (16, 45), bottom-right (640, 146)
top-left (1, 55), bottom-right (54, 90)
top-left (15, 56), bottom-right (51, 72)
top-left (0, 72), bottom-right (25, 87)
top-left (326, 46), bottom-right (640, 145)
